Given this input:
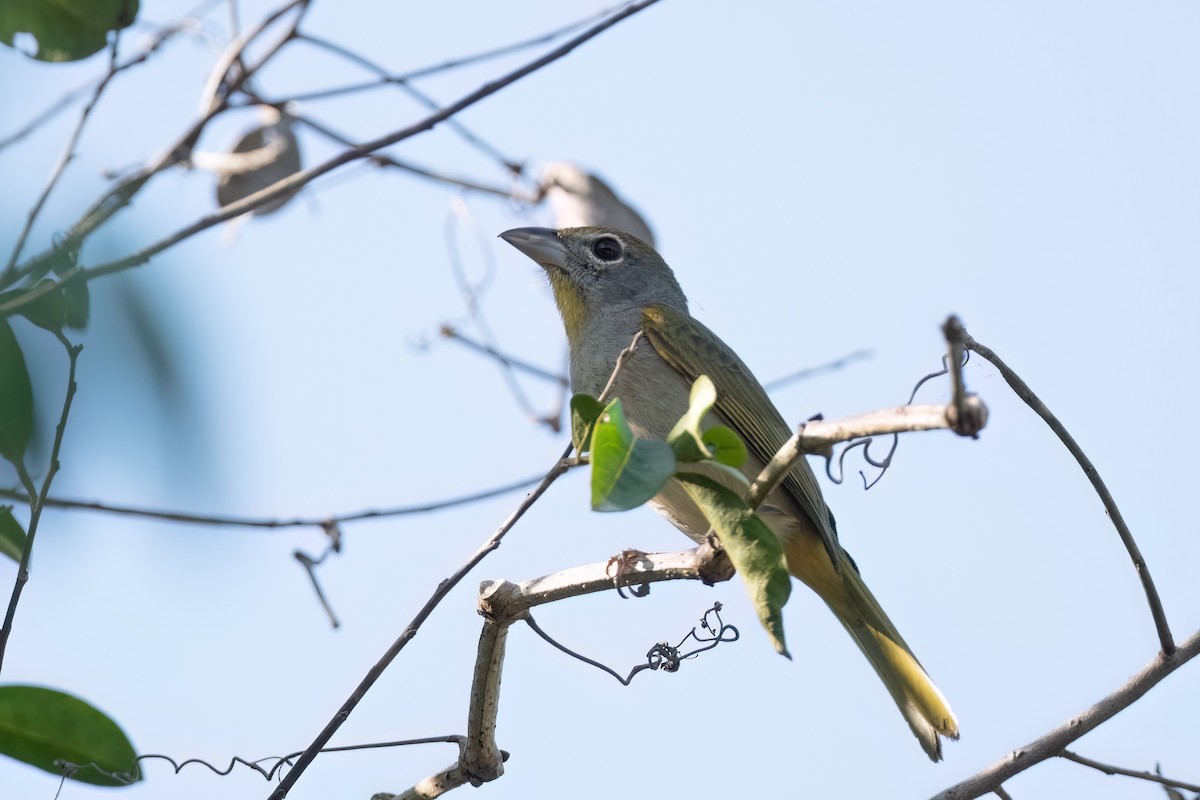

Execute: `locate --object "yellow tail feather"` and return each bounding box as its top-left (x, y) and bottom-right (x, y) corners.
top-left (783, 530), bottom-right (958, 761)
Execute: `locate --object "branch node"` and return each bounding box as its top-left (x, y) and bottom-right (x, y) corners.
top-left (946, 393), bottom-right (989, 438)
top-left (477, 579), bottom-right (524, 625)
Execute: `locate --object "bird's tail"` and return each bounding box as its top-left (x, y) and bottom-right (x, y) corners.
top-left (783, 535), bottom-right (959, 761)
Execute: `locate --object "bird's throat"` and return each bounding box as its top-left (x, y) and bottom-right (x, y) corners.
top-left (548, 271), bottom-right (590, 346)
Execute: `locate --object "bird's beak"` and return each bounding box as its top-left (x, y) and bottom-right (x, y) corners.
top-left (499, 227), bottom-right (567, 269)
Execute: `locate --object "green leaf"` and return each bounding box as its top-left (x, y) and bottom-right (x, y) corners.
top-left (63, 278), bottom-right (89, 329)
top-left (590, 399), bottom-right (676, 512)
top-left (0, 280), bottom-right (68, 332)
top-left (0, 685), bottom-right (140, 786)
top-left (0, 0), bottom-right (138, 62)
top-left (0, 318), bottom-right (34, 464)
top-left (0, 506), bottom-right (26, 562)
top-left (569, 393), bottom-right (605, 452)
top-left (677, 473), bottom-right (792, 656)
top-left (667, 375), bottom-right (718, 462)
top-left (701, 424), bottom-right (748, 468)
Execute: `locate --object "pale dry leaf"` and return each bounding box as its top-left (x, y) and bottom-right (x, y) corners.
top-left (540, 161), bottom-right (654, 246)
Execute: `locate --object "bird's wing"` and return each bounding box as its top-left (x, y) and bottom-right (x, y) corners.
top-left (641, 303), bottom-right (842, 566)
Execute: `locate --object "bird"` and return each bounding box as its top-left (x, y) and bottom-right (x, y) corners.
top-left (500, 225), bottom-right (959, 761)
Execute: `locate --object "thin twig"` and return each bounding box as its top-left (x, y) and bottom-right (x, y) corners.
top-left (294, 33), bottom-right (520, 172)
top-left (274, 5), bottom-right (622, 108)
top-left (288, 113), bottom-right (528, 199)
top-left (196, 0), bottom-right (308, 115)
top-left (444, 198), bottom-right (556, 430)
top-left (597, 331), bottom-right (644, 404)
top-left (265, 455), bottom-right (578, 799)
top-left (964, 333), bottom-right (1175, 656)
top-left (0, 473), bottom-right (544, 529)
top-left (441, 336), bottom-right (864, 394)
top-left (439, 326), bottom-right (567, 384)
top-left (1059, 750), bottom-right (1200, 793)
top-left (1, 0), bottom-right (664, 318)
top-left (4, 35), bottom-right (122, 273)
top-left (394, 4), bottom-right (623, 82)
top-left (930, 628), bottom-right (1200, 800)
top-left (0, 336), bottom-right (82, 673)
top-left (1, 0), bottom-right (310, 293)
top-left (992, 787), bottom-right (1014, 800)
top-left (761, 349), bottom-right (871, 391)
top-left (0, 84), bottom-right (96, 153)
top-left (294, 533), bottom-right (340, 628)
top-left (0, 14), bottom-right (199, 153)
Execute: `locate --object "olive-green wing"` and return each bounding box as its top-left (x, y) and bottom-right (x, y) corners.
top-left (641, 303), bottom-right (841, 566)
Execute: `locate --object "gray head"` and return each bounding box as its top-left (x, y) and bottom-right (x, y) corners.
top-left (499, 226), bottom-right (687, 345)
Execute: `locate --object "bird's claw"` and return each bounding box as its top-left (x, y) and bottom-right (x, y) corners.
top-left (605, 548), bottom-right (651, 599)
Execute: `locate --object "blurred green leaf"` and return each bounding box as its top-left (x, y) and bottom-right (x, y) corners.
top-left (569, 393), bottom-right (604, 453)
top-left (0, 0), bottom-right (138, 62)
top-left (590, 399), bottom-right (675, 512)
top-left (667, 375), bottom-right (717, 462)
top-left (0, 281), bottom-right (67, 332)
top-left (677, 473), bottom-right (791, 656)
top-left (0, 506), bottom-right (26, 562)
top-left (0, 318), bottom-right (34, 464)
top-left (63, 278), bottom-right (89, 329)
top-left (0, 685), bottom-right (140, 786)
top-left (701, 424), bottom-right (748, 468)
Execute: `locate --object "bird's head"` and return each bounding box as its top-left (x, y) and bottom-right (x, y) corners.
top-left (500, 226), bottom-right (686, 344)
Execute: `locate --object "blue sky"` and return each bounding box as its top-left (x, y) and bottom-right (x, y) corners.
top-left (2, 2), bottom-right (1198, 798)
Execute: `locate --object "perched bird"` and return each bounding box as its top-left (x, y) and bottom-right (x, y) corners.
top-left (500, 225), bottom-right (959, 761)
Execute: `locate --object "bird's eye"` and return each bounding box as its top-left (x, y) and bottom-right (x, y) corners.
top-left (591, 236), bottom-right (622, 262)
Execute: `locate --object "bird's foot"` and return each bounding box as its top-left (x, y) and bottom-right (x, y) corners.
top-left (604, 548), bottom-right (651, 599)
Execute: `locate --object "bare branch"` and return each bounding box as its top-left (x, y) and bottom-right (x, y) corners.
top-left (196, 0), bottom-right (308, 116)
top-left (745, 401), bottom-right (986, 511)
top-left (931, 628), bottom-right (1200, 800)
top-left (439, 326), bottom-right (566, 384)
top-left (478, 541), bottom-right (733, 623)
top-left (597, 330), bottom-right (644, 405)
top-left (1059, 750), bottom-right (1200, 793)
top-left (0, 473), bottom-right (544, 529)
top-left (0, 336), bottom-right (82, 673)
top-left (444, 198), bottom-right (561, 431)
top-left (395, 5), bottom-right (624, 83)
top-left (270, 3), bottom-right (622, 109)
top-left (1, 0), bottom-right (664, 317)
top-left (381, 544), bottom-right (732, 797)
top-left (964, 332), bottom-right (1175, 655)
top-left (265, 455), bottom-right (578, 799)
top-left (289, 114), bottom-right (530, 200)
top-left (292, 33), bottom-right (520, 172)
top-left (4, 35), bottom-right (122, 273)
top-left (0, 14), bottom-right (198, 153)
top-left (761, 349), bottom-right (871, 391)
top-left (460, 615), bottom-right (508, 784)
top-left (390, 762), bottom-right (476, 800)
top-left (0, 0), bottom-right (311, 293)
